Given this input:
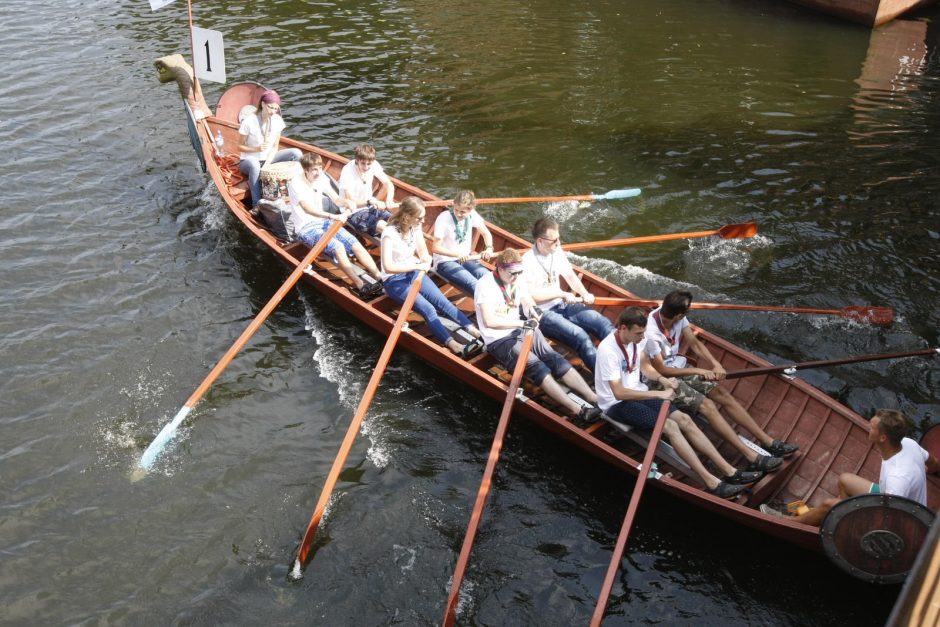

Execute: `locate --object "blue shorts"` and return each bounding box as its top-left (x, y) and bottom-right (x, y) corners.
top-left (296, 221), bottom-right (359, 260)
top-left (346, 207), bottom-right (391, 236)
top-left (870, 483), bottom-right (880, 494)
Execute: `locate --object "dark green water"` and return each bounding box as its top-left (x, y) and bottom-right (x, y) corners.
top-left (2, 0), bottom-right (938, 623)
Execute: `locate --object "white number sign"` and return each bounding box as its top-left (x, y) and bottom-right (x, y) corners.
top-left (149, 0), bottom-right (176, 10)
top-left (191, 27), bottom-right (227, 84)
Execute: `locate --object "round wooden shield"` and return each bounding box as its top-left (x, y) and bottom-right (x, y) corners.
top-left (919, 423), bottom-right (940, 461)
top-left (820, 494), bottom-right (935, 584)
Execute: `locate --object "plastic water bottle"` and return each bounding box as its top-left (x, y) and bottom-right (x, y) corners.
top-left (214, 130), bottom-right (225, 157)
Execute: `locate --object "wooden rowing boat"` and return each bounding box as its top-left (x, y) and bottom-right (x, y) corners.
top-left (156, 55), bottom-right (939, 584)
top-left (784, 0), bottom-right (936, 26)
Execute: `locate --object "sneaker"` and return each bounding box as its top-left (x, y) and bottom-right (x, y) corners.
top-left (457, 338), bottom-right (485, 359)
top-left (759, 504), bottom-right (787, 518)
top-left (356, 281), bottom-right (384, 300)
top-left (577, 405), bottom-right (602, 425)
top-left (765, 439), bottom-right (799, 458)
top-left (746, 454), bottom-right (783, 473)
top-left (724, 469), bottom-right (763, 485)
top-left (707, 481), bottom-right (747, 499)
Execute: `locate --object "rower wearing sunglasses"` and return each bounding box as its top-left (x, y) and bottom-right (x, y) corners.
top-left (474, 248), bottom-right (602, 424)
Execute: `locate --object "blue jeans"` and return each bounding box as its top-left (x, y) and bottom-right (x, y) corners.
top-left (384, 271), bottom-right (473, 345)
top-left (239, 148), bottom-right (303, 207)
top-left (486, 328), bottom-right (571, 385)
top-left (435, 259), bottom-right (488, 295)
top-left (538, 303), bottom-right (614, 371)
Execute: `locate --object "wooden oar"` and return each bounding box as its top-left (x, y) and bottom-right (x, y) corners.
top-left (136, 219), bottom-right (345, 473)
top-left (560, 222), bottom-right (757, 252)
top-left (591, 401), bottom-right (670, 627)
top-left (424, 188), bottom-right (641, 208)
top-left (591, 297), bottom-right (894, 326)
top-left (289, 272), bottom-right (425, 580)
top-left (442, 327), bottom-right (535, 627)
top-left (724, 347), bottom-right (939, 380)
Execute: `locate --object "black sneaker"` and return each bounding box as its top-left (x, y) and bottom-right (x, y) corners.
top-left (765, 439), bottom-right (799, 458)
top-left (577, 405), bottom-right (602, 424)
top-left (724, 469), bottom-right (763, 485)
top-left (356, 281), bottom-right (384, 300)
top-left (746, 454), bottom-right (783, 472)
top-left (707, 481), bottom-right (748, 499)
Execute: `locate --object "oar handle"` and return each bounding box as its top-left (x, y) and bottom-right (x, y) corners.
top-left (292, 271), bottom-right (425, 575)
top-left (137, 219), bottom-right (345, 471)
top-left (443, 328), bottom-right (535, 627)
top-left (725, 348), bottom-right (939, 380)
top-left (590, 401), bottom-right (670, 626)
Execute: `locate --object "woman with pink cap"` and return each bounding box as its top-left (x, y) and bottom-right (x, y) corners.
top-left (237, 89), bottom-right (302, 207)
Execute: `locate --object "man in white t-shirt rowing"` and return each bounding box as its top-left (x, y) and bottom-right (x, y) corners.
top-left (521, 217), bottom-right (614, 372)
top-left (338, 144), bottom-right (399, 237)
top-left (287, 153), bottom-right (384, 299)
top-left (645, 290), bottom-right (799, 473)
top-left (595, 307), bottom-right (760, 499)
top-left (431, 190), bottom-right (495, 295)
top-left (474, 248), bottom-right (602, 424)
top-left (761, 409), bottom-right (940, 522)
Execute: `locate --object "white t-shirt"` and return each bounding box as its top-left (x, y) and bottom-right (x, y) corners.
top-left (338, 159), bottom-right (386, 204)
top-left (595, 334), bottom-right (648, 412)
top-left (238, 113), bottom-right (286, 161)
top-left (521, 248), bottom-right (574, 310)
top-left (287, 175), bottom-right (327, 232)
top-left (474, 272), bottom-right (529, 346)
top-left (880, 438), bottom-right (929, 505)
top-left (380, 225), bottom-right (420, 276)
top-left (432, 209), bottom-right (486, 268)
top-left (644, 307), bottom-right (689, 369)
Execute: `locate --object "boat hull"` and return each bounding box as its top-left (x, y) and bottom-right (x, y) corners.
top-left (179, 82), bottom-right (940, 575)
top-left (786, 0), bottom-right (937, 26)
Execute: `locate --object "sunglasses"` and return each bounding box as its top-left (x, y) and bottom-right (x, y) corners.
top-left (538, 236), bottom-right (560, 245)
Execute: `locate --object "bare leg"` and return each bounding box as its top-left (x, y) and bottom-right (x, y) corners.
top-left (661, 419), bottom-right (722, 490)
top-left (538, 375), bottom-right (584, 415)
top-left (672, 410), bottom-right (737, 476)
top-left (709, 387), bottom-right (774, 447)
top-left (792, 497), bottom-right (839, 527)
top-left (838, 472), bottom-right (873, 499)
top-left (697, 397), bottom-right (758, 462)
top-left (559, 369), bottom-right (597, 403)
top-left (334, 248), bottom-right (365, 290)
top-left (351, 242), bottom-right (381, 280)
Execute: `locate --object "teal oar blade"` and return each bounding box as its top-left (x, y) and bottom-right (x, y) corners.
top-left (594, 188), bottom-right (641, 200)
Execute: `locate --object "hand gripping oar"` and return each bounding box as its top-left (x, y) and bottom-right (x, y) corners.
top-left (590, 401), bottom-right (670, 627)
top-left (136, 219), bottom-right (345, 473)
top-left (424, 188), bottom-right (641, 208)
top-left (560, 222), bottom-right (757, 252)
top-left (442, 327), bottom-right (535, 627)
top-left (724, 347), bottom-right (939, 380)
top-left (289, 271), bottom-right (425, 580)
top-left (591, 297), bottom-right (894, 326)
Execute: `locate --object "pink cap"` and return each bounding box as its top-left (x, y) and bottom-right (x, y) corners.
top-left (260, 89), bottom-right (281, 105)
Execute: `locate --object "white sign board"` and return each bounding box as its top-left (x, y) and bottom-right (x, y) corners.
top-left (149, 0), bottom-right (176, 10)
top-left (192, 26), bottom-right (226, 84)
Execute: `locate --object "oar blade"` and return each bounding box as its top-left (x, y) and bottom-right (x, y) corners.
top-left (597, 188), bottom-right (642, 201)
top-left (841, 306), bottom-right (894, 326)
top-left (717, 222), bottom-right (758, 239)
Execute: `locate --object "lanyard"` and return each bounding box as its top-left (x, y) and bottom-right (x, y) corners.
top-left (653, 311), bottom-right (678, 347)
top-left (614, 332), bottom-right (638, 374)
top-left (450, 209), bottom-right (471, 244)
top-left (493, 270), bottom-right (516, 308)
